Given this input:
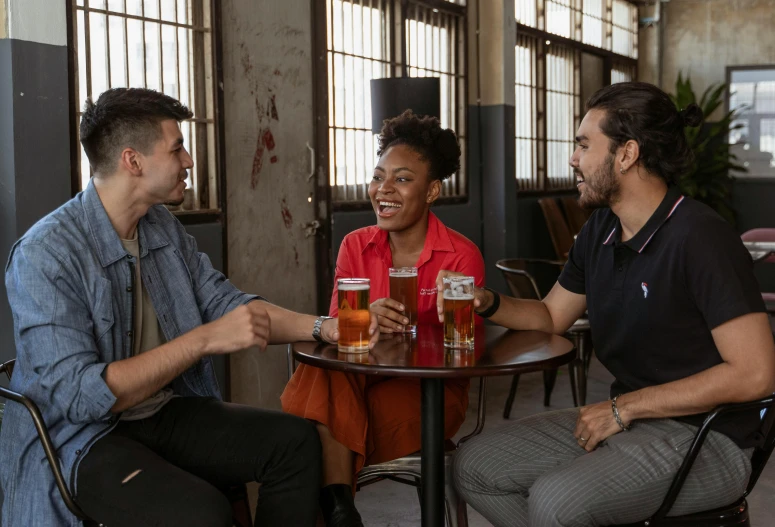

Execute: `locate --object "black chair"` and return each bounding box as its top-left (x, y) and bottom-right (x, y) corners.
top-left (616, 395), bottom-right (775, 527)
top-left (0, 358), bottom-right (253, 527)
top-left (495, 258), bottom-right (593, 416)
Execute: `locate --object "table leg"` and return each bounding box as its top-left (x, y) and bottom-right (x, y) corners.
top-left (421, 378), bottom-right (445, 527)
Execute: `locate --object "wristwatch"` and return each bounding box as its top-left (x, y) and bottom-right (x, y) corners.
top-left (312, 316), bottom-right (334, 343)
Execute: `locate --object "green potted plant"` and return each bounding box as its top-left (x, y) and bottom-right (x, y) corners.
top-left (670, 72), bottom-right (747, 225)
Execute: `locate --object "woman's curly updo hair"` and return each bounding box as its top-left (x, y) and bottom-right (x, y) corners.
top-left (586, 81), bottom-right (703, 184)
top-left (377, 110), bottom-right (461, 181)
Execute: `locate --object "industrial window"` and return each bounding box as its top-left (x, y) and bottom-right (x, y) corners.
top-left (515, 0), bottom-right (637, 191)
top-left (70, 0), bottom-right (220, 213)
top-left (325, 0), bottom-right (467, 204)
top-left (517, 0), bottom-right (638, 59)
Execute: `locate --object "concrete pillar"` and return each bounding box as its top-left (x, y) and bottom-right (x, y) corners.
top-left (0, 0), bottom-right (72, 365)
top-left (470, 0), bottom-right (517, 292)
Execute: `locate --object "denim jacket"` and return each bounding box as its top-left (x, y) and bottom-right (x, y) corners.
top-left (0, 181), bottom-right (258, 526)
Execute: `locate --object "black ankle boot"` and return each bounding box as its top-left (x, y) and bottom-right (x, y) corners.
top-left (320, 484), bottom-right (364, 527)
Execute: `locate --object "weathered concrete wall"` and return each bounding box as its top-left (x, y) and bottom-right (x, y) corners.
top-left (660, 0), bottom-right (775, 100)
top-left (221, 0), bottom-right (317, 410)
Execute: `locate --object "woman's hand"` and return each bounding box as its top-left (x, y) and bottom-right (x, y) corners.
top-left (434, 270), bottom-right (489, 322)
top-left (370, 297), bottom-right (410, 334)
top-left (321, 314), bottom-right (380, 349)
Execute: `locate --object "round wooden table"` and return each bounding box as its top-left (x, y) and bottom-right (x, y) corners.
top-left (292, 324), bottom-right (576, 527)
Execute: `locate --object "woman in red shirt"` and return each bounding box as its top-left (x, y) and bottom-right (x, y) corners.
top-left (281, 111), bottom-right (484, 526)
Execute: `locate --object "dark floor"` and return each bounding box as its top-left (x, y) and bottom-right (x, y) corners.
top-left (356, 356), bottom-right (775, 526)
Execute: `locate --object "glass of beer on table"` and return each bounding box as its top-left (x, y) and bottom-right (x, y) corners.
top-left (442, 276), bottom-right (475, 349)
top-left (388, 266), bottom-right (418, 333)
top-left (337, 278), bottom-right (371, 353)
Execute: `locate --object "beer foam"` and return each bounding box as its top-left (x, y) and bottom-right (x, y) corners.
top-left (389, 272), bottom-right (417, 277)
top-left (339, 283), bottom-right (370, 291)
top-left (443, 291), bottom-right (474, 300)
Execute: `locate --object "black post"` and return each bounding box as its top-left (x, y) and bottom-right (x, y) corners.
top-left (421, 378), bottom-right (445, 527)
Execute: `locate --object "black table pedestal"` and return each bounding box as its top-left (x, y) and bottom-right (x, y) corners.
top-left (421, 378), bottom-right (445, 527)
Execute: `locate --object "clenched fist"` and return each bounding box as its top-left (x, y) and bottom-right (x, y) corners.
top-left (199, 302), bottom-right (271, 354)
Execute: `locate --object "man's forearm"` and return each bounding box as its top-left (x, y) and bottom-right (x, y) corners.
top-left (104, 330), bottom-right (205, 413)
top-left (617, 361), bottom-right (774, 425)
top-left (479, 290), bottom-right (556, 333)
top-left (258, 300), bottom-right (317, 343)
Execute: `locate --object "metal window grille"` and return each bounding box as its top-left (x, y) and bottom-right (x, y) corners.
top-left (515, 34), bottom-right (540, 190)
top-left (517, 0), bottom-right (638, 58)
top-left (72, 0), bottom-right (219, 212)
top-left (326, 0), bottom-right (467, 204)
top-left (545, 42), bottom-right (580, 189)
top-left (611, 60), bottom-right (636, 83)
top-left (515, 1), bottom-right (637, 191)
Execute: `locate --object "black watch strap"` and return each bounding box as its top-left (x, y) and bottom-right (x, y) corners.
top-left (475, 287), bottom-right (501, 318)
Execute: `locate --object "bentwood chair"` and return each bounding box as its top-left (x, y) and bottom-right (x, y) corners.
top-left (287, 346), bottom-right (485, 527)
top-left (495, 259), bottom-right (592, 416)
top-left (538, 198), bottom-right (575, 261)
top-left (561, 196), bottom-right (592, 236)
top-left (616, 395), bottom-right (775, 527)
top-left (0, 359), bottom-right (252, 527)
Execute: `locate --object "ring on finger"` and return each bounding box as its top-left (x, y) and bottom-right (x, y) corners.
top-left (578, 436), bottom-right (588, 443)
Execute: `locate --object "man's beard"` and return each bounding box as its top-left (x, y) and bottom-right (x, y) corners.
top-left (577, 153), bottom-right (620, 210)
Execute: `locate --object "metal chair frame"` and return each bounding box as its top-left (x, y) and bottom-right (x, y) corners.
top-left (0, 358), bottom-right (252, 527)
top-left (495, 258), bottom-right (592, 414)
top-left (617, 395), bottom-right (775, 527)
top-left (287, 346), bottom-right (486, 527)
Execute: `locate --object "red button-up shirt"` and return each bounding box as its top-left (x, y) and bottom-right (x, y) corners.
top-left (329, 212), bottom-right (485, 324)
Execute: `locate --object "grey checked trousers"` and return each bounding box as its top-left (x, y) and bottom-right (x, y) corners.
top-left (453, 408), bottom-right (752, 527)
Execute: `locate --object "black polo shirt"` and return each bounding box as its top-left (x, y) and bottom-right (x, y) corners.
top-left (559, 185), bottom-right (767, 448)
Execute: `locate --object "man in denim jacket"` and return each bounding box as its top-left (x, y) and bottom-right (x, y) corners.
top-left (0, 88), bottom-right (376, 526)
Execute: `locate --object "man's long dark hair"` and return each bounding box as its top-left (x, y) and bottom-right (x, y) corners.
top-left (80, 88), bottom-right (193, 175)
top-left (586, 82), bottom-right (703, 184)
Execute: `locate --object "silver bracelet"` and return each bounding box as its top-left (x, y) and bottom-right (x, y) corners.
top-left (611, 396), bottom-right (630, 432)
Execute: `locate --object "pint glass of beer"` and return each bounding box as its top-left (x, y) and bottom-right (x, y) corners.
top-left (388, 267), bottom-right (418, 333)
top-left (442, 276), bottom-right (475, 349)
top-left (338, 278), bottom-right (371, 353)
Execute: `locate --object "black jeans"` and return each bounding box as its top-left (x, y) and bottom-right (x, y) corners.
top-left (76, 397), bottom-right (321, 527)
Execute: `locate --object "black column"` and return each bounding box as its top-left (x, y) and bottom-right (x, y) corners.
top-left (0, 38), bottom-right (72, 367)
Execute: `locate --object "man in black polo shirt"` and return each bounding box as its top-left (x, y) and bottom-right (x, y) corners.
top-left (443, 82), bottom-right (775, 527)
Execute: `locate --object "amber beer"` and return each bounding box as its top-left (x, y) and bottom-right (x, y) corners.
top-left (389, 267), bottom-right (418, 333)
top-left (443, 276), bottom-right (475, 349)
top-left (338, 278), bottom-right (371, 352)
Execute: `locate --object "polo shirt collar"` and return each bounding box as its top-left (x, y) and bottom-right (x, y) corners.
top-left (363, 212), bottom-right (454, 267)
top-left (603, 185), bottom-right (685, 253)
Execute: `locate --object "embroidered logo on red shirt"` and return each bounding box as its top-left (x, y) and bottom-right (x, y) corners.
top-left (420, 288), bottom-right (438, 296)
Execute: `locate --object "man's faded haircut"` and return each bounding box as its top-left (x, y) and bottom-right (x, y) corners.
top-left (80, 87), bottom-right (193, 175)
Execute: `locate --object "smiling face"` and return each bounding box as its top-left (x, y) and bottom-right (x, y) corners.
top-left (368, 143), bottom-right (441, 232)
top-left (136, 119), bottom-right (193, 206)
top-left (570, 109), bottom-right (621, 209)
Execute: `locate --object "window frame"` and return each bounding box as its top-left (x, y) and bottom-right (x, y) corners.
top-left (317, 0), bottom-right (469, 211)
top-left (515, 1), bottom-right (638, 194)
top-left (65, 0), bottom-right (227, 225)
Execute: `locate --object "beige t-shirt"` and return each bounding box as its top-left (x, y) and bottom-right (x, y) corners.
top-left (119, 236), bottom-right (176, 421)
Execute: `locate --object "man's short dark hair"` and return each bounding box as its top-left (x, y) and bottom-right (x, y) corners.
top-left (586, 82), bottom-right (703, 184)
top-left (377, 110), bottom-right (461, 181)
top-left (80, 88), bottom-right (193, 175)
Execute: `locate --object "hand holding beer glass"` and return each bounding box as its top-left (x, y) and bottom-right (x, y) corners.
top-left (389, 267), bottom-right (418, 333)
top-left (442, 276), bottom-right (475, 349)
top-left (369, 268), bottom-right (417, 334)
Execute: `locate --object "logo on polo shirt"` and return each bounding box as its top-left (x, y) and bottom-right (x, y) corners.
top-left (420, 288), bottom-right (437, 296)
top-left (641, 282), bottom-right (648, 298)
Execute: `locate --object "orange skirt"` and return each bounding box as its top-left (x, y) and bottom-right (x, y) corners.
top-left (280, 364), bottom-right (469, 475)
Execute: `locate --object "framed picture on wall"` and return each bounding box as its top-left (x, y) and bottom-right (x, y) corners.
top-left (726, 65), bottom-right (775, 179)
